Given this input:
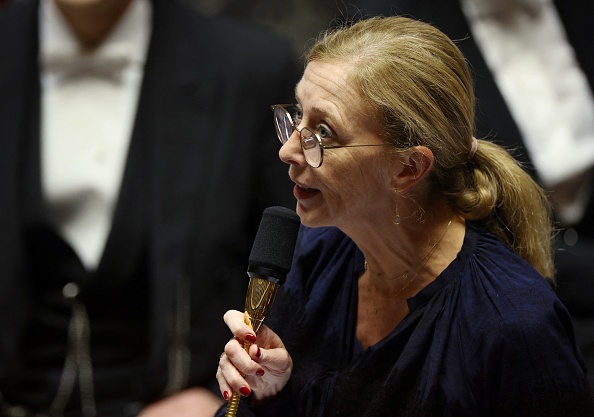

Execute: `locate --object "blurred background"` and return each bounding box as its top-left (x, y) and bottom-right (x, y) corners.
top-left (189, 0), bottom-right (362, 58)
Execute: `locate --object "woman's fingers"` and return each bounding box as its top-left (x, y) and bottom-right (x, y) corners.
top-left (225, 338), bottom-right (266, 377)
top-left (215, 359), bottom-right (233, 401)
top-left (223, 310), bottom-right (257, 343)
top-left (218, 310), bottom-right (293, 402)
top-left (217, 350), bottom-right (251, 398)
top-left (216, 338), bottom-right (266, 399)
top-left (248, 342), bottom-right (292, 376)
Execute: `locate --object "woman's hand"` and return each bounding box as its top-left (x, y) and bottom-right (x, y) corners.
top-left (216, 310), bottom-right (293, 404)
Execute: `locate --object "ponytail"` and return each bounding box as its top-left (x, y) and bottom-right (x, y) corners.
top-left (448, 139), bottom-right (555, 282)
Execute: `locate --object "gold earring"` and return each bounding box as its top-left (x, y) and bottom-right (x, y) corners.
top-left (393, 189), bottom-right (401, 225)
top-left (393, 212), bottom-right (401, 225)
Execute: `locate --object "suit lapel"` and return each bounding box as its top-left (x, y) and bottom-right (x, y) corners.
top-left (131, 0), bottom-right (219, 386)
top-left (554, 0), bottom-right (594, 97)
top-left (0, 0), bottom-right (41, 369)
top-left (553, 0), bottom-right (594, 227)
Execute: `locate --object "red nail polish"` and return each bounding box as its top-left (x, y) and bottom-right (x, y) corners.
top-left (223, 391), bottom-right (230, 400)
top-left (239, 386), bottom-right (251, 396)
top-left (255, 346), bottom-right (261, 357)
top-left (245, 333), bottom-right (257, 343)
top-left (256, 369), bottom-right (265, 376)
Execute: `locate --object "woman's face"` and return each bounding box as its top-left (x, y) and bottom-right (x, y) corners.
top-left (280, 61), bottom-right (395, 229)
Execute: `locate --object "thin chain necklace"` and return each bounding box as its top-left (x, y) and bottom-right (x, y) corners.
top-left (364, 218), bottom-right (453, 303)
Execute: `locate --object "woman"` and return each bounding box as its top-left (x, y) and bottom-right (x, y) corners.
top-left (216, 16), bottom-right (593, 416)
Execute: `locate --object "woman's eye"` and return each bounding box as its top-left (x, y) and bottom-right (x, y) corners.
top-left (319, 124), bottom-right (333, 140)
top-left (293, 108), bottom-right (303, 122)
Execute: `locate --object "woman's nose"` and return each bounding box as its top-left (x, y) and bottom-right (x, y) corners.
top-left (279, 131), bottom-right (306, 166)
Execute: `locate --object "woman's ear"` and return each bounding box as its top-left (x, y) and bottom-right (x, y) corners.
top-left (392, 146), bottom-right (434, 191)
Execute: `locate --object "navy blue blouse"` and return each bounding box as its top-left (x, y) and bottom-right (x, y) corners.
top-left (219, 225), bottom-right (593, 416)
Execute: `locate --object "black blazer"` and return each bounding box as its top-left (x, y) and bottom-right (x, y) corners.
top-left (0, 0), bottom-right (299, 404)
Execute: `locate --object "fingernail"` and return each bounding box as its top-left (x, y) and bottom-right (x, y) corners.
top-left (256, 368), bottom-right (265, 376)
top-left (239, 386), bottom-right (251, 396)
top-left (223, 391), bottom-right (230, 400)
top-left (255, 346), bottom-right (261, 357)
top-left (245, 333), bottom-right (257, 343)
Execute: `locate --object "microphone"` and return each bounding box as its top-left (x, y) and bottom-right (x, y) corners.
top-left (244, 206), bottom-right (301, 333)
top-left (226, 206), bottom-right (300, 416)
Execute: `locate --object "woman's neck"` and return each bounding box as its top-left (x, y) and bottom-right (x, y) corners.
top-left (354, 205), bottom-right (466, 348)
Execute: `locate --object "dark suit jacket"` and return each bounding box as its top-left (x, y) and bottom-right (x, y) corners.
top-left (0, 0), bottom-right (299, 411)
top-left (346, 0), bottom-right (594, 390)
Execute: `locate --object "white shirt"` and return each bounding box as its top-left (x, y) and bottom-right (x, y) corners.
top-left (39, 0), bottom-right (151, 270)
top-left (460, 0), bottom-right (594, 225)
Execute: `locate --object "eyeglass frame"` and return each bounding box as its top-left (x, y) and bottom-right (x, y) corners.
top-left (271, 104), bottom-right (388, 168)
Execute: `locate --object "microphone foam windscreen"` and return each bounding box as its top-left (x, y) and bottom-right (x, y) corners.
top-left (249, 206), bottom-right (301, 276)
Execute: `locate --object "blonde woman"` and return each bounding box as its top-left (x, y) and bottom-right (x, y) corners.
top-left (216, 16), bottom-right (593, 416)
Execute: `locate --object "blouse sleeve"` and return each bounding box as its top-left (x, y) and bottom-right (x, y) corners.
top-left (467, 279), bottom-right (594, 415)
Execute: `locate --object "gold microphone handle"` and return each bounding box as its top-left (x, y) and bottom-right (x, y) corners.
top-left (225, 277), bottom-right (279, 417)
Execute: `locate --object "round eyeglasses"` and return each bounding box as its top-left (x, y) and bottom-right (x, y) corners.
top-left (271, 104), bottom-right (387, 168)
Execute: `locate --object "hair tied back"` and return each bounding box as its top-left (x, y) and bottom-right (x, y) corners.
top-left (469, 137), bottom-right (478, 159)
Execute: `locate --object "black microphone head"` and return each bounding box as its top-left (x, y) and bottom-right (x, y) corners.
top-left (248, 206), bottom-right (301, 284)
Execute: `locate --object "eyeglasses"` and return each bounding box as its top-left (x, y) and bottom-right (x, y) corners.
top-left (271, 104), bottom-right (387, 168)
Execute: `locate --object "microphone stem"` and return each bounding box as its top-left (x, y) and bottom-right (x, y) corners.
top-left (225, 277), bottom-right (279, 417)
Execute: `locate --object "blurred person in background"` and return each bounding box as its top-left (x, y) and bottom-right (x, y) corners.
top-left (0, 0), bottom-right (297, 415)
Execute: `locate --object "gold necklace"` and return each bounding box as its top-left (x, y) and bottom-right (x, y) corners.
top-left (364, 218), bottom-right (453, 302)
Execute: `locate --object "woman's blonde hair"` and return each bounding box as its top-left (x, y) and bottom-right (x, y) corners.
top-left (305, 16), bottom-right (555, 281)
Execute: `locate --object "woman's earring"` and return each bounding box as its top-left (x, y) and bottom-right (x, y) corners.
top-left (392, 189), bottom-right (401, 225)
top-left (393, 212), bottom-right (401, 225)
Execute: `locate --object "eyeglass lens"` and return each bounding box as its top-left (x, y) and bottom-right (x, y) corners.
top-left (274, 106), bottom-right (293, 144)
top-left (273, 105), bottom-right (323, 167)
top-left (300, 127), bottom-right (322, 167)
